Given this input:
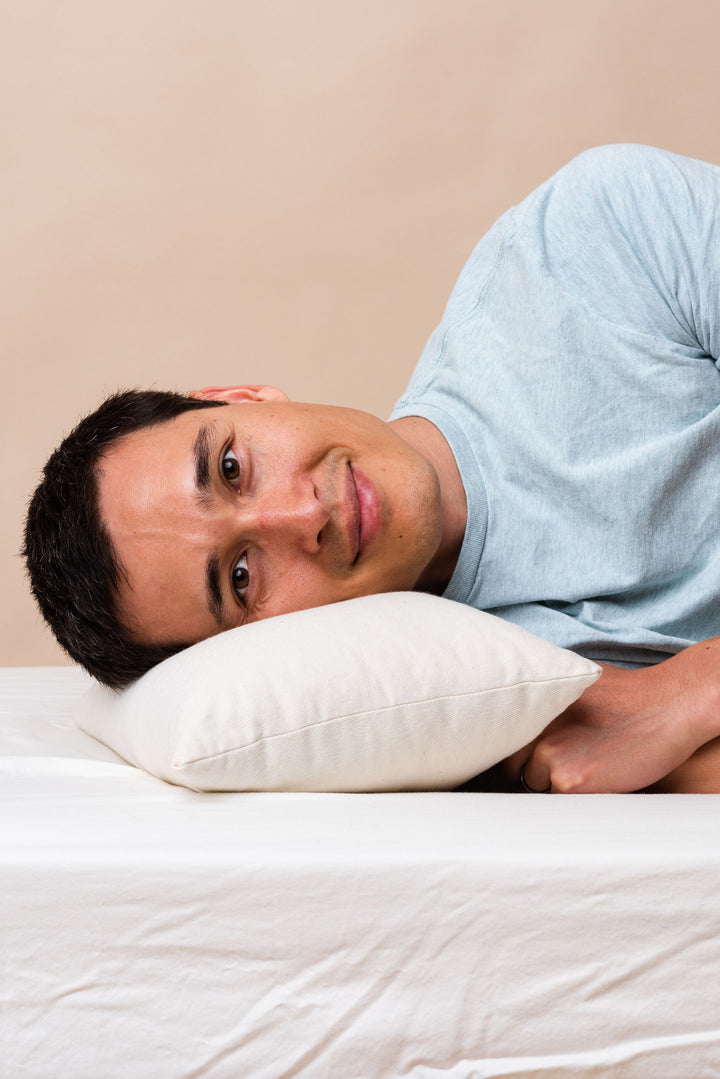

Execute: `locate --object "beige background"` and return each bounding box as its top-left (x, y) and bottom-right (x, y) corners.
top-left (3, 0), bottom-right (720, 666)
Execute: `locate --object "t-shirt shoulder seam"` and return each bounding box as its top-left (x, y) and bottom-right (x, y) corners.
top-left (405, 205), bottom-right (523, 400)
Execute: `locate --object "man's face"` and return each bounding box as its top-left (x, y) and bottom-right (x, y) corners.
top-left (97, 389), bottom-right (443, 647)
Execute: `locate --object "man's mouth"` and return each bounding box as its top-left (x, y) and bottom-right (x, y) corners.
top-left (349, 463), bottom-right (381, 563)
top-left (346, 464), bottom-right (362, 564)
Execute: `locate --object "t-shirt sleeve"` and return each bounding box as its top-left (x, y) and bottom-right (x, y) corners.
top-left (534, 144), bottom-right (720, 366)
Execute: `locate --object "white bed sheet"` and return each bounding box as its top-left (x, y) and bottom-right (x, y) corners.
top-left (3, 666), bottom-right (720, 1078)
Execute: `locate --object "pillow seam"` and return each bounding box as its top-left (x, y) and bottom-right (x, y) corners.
top-left (174, 670), bottom-right (595, 768)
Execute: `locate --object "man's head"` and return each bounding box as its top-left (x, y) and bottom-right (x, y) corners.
top-left (24, 386), bottom-right (445, 689)
top-left (23, 390), bottom-right (229, 688)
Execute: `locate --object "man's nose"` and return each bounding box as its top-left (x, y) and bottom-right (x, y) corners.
top-left (237, 481), bottom-right (329, 553)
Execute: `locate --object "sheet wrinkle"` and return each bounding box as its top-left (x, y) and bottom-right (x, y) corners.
top-left (403, 1026), bottom-right (720, 1076)
top-left (581, 931), bottom-right (702, 1003)
top-left (183, 950), bottom-right (385, 1079)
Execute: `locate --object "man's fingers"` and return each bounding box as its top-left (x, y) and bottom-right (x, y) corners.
top-left (503, 736), bottom-right (545, 781)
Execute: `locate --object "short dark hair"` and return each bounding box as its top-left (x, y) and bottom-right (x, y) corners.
top-left (23, 389), bottom-right (228, 689)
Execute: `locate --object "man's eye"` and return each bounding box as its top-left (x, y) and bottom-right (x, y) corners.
top-left (232, 554), bottom-right (250, 598)
top-left (222, 448), bottom-right (240, 485)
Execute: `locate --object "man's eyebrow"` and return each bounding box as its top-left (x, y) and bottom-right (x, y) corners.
top-left (193, 423), bottom-right (212, 496)
top-left (192, 422), bottom-right (230, 629)
top-left (205, 553), bottom-right (226, 628)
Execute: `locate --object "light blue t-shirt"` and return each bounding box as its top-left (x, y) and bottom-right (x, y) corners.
top-left (391, 144), bottom-right (720, 667)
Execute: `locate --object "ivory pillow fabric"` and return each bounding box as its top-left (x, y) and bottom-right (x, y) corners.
top-left (75, 592), bottom-right (600, 792)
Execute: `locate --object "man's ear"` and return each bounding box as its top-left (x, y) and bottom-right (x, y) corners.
top-left (189, 385), bottom-right (290, 405)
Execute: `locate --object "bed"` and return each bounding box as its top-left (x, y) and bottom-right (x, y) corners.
top-left (3, 663), bottom-right (720, 1078)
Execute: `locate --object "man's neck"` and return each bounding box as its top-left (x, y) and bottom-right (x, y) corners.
top-left (389, 415), bottom-right (467, 595)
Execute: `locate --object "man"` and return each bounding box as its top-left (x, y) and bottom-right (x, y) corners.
top-left (24, 144), bottom-right (720, 793)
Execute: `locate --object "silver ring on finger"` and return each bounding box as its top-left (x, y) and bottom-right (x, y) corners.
top-left (520, 764), bottom-right (552, 794)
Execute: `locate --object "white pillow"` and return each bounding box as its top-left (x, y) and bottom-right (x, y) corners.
top-left (74, 592), bottom-right (600, 792)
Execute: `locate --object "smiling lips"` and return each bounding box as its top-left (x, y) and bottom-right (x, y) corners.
top-left (348, 463), bottom-right (381, 563)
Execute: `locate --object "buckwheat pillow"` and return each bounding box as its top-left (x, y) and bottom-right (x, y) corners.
top-left (74, 592), bottom-right (600, 792)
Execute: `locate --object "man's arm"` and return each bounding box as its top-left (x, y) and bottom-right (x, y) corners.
top-left (508, 637), bottom-right (720, 793)
top-left (647, 735), bottom-right (720, 793)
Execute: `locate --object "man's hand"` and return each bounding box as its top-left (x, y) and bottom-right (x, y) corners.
top-left (506, 636), bottom-right (720, 793)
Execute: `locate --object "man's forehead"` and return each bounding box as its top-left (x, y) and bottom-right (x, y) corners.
top-left (98, 412), bottom-right (213, 519)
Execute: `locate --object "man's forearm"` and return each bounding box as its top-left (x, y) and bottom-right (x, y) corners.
top-left (648, 736), bottom-right (720, 793)
top-left (510, 636), bottom-right (720, 793)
